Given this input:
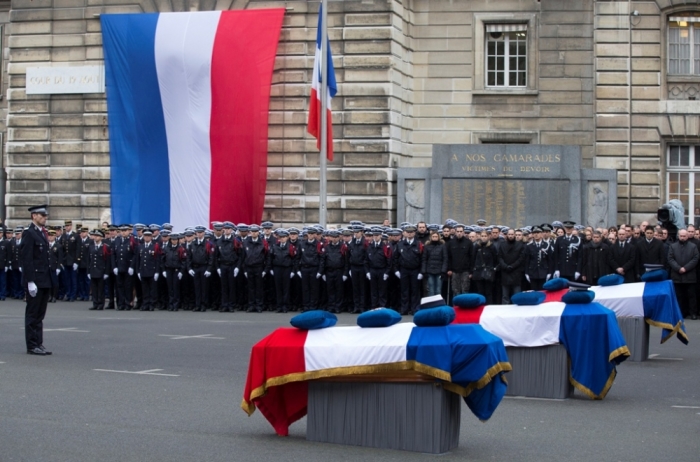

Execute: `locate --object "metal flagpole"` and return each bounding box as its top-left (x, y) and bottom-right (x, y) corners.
top-left (319, 0), bottom-right (328, 227)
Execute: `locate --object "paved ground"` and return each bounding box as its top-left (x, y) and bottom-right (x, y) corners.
top-left (0, 300), bottom-right (699, 461)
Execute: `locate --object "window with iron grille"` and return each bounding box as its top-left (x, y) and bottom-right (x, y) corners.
top-left (486, 24), bottom-right (527, 88)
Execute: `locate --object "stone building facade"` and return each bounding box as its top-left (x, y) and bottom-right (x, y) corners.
top-left (2, 0), bottom-right (699, 228)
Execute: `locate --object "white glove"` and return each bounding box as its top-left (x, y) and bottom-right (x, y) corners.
top-left (574, 272), bottom-right (580, 280)
top-left (262, 272), bottom-right (266, 278)
top-left (103, 274), bottom-right (109, 280)
top-left (383, 274), bottom-right (389, 281)
top-left (27, 281), bottom-right (37, 298)
top-left (342, 275), bottom-right (347, 281)
top-left (73, 263), bottom-right (78, 271)
top-left (322, 275), bottom-right (326, 281)
top-left (366, 272), bottom-right (371, 280)
top-left (162, 271), bottom-right (167, 278)
top-left (546, 274), bottom-right (551, 281)
top-left (316, 273), bottom-right (322, 279)
top-left (3, 267), bottom-right (6, 272)
top-left (270, 270), bottom-right (274, 276)
top-left (56, 269), bottom-right (61, 276)
top-left (553, 270), bottom-right (560, 279)
top-left (19, 267), bottom-right (22, 273)
top-left (290, 272), bottom-right (295, 279)
top-left (217, 268), bottom-right (221, 277)
top-left (138, 273), bottom-right (141, 281)
top-left (204, 271), bottom-right (211, 278)
top-left (244, 272), bottom-right (248, 278)
top-left (87, 274), bottom-right (91, 280)
top-left (296, 271), bottom-right (301, 278)
top-left (188, 269), bottom-right (195, 277)
top-left (154, 273), bottom-right (159, 281)
top-left (417, 273), bottom-right (423, 280)
top-left (234, 268), bottom-right (239, 277)
top-left (525, 274), bottom-right (530, 282)
top-left (348, 272), bottom-right (352, 278)
top-left (395, 271), bottom-right (400, 278)
top-left (113, 268), bottom-right (118, 276)
top-left (177, 272), bottom-right (183, 280)
top-left (128, 267), bottom-right (134, 276)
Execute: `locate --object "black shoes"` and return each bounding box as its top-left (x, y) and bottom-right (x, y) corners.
top-left (27, 347), bottom-right (46, 355)
top-left (691, 315), bottom-right (698, 320)
top-left (39, 346), bottom-right (52, 355)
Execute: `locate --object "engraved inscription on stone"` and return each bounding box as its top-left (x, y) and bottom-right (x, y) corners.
top-left (405, 180), bottom-right (425, 224)
top-left (442, 179), bottom-right (569, 226)
top-left (587, 182), bottom-right (609, 228)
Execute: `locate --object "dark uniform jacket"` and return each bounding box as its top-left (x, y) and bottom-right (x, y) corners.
top-left (393, 239), bottom-right (423, 271)
top-left (214, 236), bottom-right (241, 270)
top-left (299, 239), bottom-right (325, 273)
top-left (579, 242), bottom-right (613, 284)
top-left (77, 237), bottom-right (91, 269)
top-left (187, 239), bottom-right (214, 272)
top-left (498, 239), bottom-right (526, 285)
top-left (525, 240), bottom-right (551, 280)
top-left (112, 235), bottom-right (138, 273)
top-left (61, 230), bottom-right (79, 267)
top-left (445, 236), bottom-right (473, 273)
top-left (347, 238), bottom-right (369, 273)
top-left (19, 225), bottom-right (52, 288)
top-left (551, 234), bottom-right (582, 276)
top-left (421, 241), bottom-right (447, 275)
top-left (48, 241), bottom-right (63, 273)
top-left (10, 239), bottom-right (21, 271)
top-left (135, 241), bottom-right (161, 277)
top-left (241, 238), bottom-right (268, 271)
top-left (0, 238), bottom-right (9, 269)
top-left (609, 241), bottom-right (637, 283)
top-left (323, 242), bottom-right (348, 275)
top-left (88, 242), bottom-right (112, 278)
top-left (162, 242), bottom-right (187, 272)
top-left (367, 240), bottom-right (392, 275)
top-left (668, 240), bottom-right (700, 284)
top-left (267, 241), bottom-right (297, 271)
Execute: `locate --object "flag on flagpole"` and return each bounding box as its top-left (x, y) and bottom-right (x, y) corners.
top-left (307, 5), bottom-right (337, 161)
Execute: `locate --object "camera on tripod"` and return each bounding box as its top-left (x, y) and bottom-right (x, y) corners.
top-left (657, 199), bottom-right (686, 241)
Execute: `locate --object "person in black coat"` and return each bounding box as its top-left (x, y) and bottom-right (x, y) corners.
top-left (241, 225), bottom-right (269, 313)
top-left (551, 221), bottom-right (582, 281)
top-left (393, 226), bottom-right (424, 315)
top-left (667, 229), bottom-right (700, 319)
top-left (445, 225), bottom-right (473, 301)
top-left (322, 230), bottom-right (348, 313)
top-left (498, 229), bottom-right (526, 304)
top-left (47, 230), bottom-right (63, 303)
top-left (297, 229), bottom-right (325, 312)
top-left (579, 231), bottom-right (613, 285)
top-left (267, 229), bottom-right (297, 313)
top-left (87, 230), bottom-right (112, 311)
top-left (367, 229), bottom-right (393, 309)
top-left (135, 230), bottom-right (162, 311)
top-left (524, 227), bottom-right (551, 290)
top-left (187, 227), bottom-right (214, 312)
top-left (213, 223), bottom-right (241, 313)
top-left (636, 227), bottom-right (667, 278)
top-left (20, 205), bottom-right (54, 355)
top-left (76, 228), bottom-right (91, 301)
top-left (162, 232), bottom-right (187, 311)
top-left (471, 231), bottom-right (498, 305)
top-left (421, 231), bottom-right (447, 297)
top-left (347, 227), bottom-right (369, 313)
top-left (609, 227), bottom-right (636, 283)
top-left (0, 228), bottom-right (10, 300)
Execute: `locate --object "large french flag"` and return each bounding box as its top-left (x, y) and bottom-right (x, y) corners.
top-left (306, 5), bottom-right (337, 161)
top-left (101, 10), bottom-right (284, 230)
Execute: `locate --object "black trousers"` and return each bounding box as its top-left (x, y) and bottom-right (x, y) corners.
top-left (192, 267), bottom-right (209, 310)
top-left (107, 273), bottom-right (116, 307)
top-left (236, 270), bottom-right (248, 309)
top-left (220, 265), bottom-right (236, 311)
top-left (210, 272), bottom-right (221, 309)
top-left (530, 278), bottom-right (545, 291)
top-left (675, 282), bottom-right (697, 317)
top-left (301, 267), bottom-right (320, 311)
top-left (165, 269), bottom-right (180, 310)
top-left (133, 275), bottom-right (143, 308)
top-left (247, 268), bottom-right (264, 311)
top-left (141, 276), bottom-right (157, 311)
top-left (326, 269), bottom-right (344, 313)
top-left (369, 268), bottom-right (388, 308)
top-left (263, 271), bottom-right (276, 310)
top-left (90, 276), bottom-right (105, 309)
top-left (116, 272), bottom-right (133, 309)
top-left (273, 266), bottom-right (292, 312)
top-left (399, 268), bottom-right (421, 314)
top-left (25, 287), bottom-right (50, 350)
top-left (474, 279), bottom-right (494, 305)
top-left (350, 267), bottom-right (365, 313)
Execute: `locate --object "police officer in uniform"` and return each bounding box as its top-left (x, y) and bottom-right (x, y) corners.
top-left (551, 220), bottom-right (582, 281)
top-left (61, 219), bottom-right (79, 302)
top-left (242, 225), bottom-right (268, 312)
top-left (261, 221), bottom-right (277, 311)
top-left (393, 225), bottom-right (424, 315)
top-left (347, 225), bottom-right (369, 313)
top-left (47, 229), bottom-right (63, 302)
top-left (88, 230), bottom-right (112, 311)
top-left (214, 222), bottom-right (241, 313)
top-left (524, 226), bottom-right (551, 291)
top-left (162, 232), bottom-right (186, 311)
top-left (187, 226), bottom-right (213, 312)
top-left (111, 225), bottom-right (137, 310)
top-left (323, 230), bottom-right (348, 313)
top-left (288, 228), bottom-right (302, 311)
top-left (367, 227), bottom-right (392, 308)
top-left (21, 205), bottom-right (54, 355)
top-left (267, 229), bottom-right (297, 313)
top-left (297, 228), bottom-right (324, 311)
top-left (135, 230), bottom-right (161, 311)
top-left (76, 227), bottom-right (91, 301)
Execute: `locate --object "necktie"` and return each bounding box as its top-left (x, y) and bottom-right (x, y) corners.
top-left (620, 243), bottom-right (624, 249)
top-left (42, 227), bottom-right (48, 241)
